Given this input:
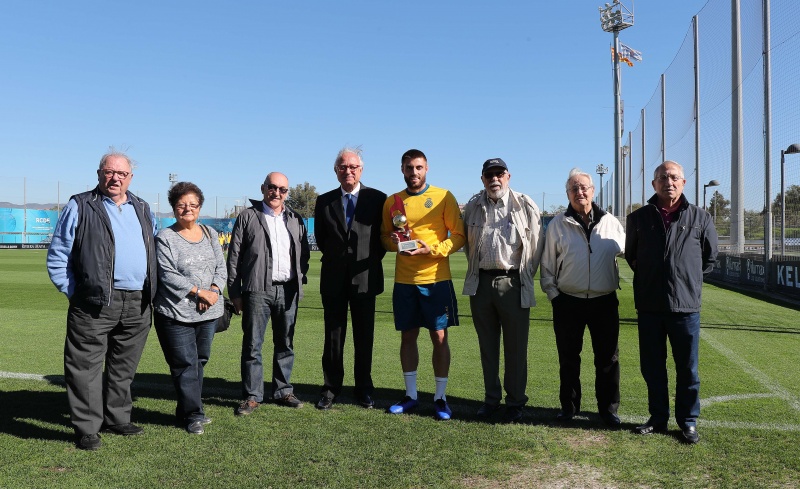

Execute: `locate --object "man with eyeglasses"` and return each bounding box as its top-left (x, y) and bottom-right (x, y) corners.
top-left (227, 172), bottom-right (310, 415)
top-left (462, 158), bottom-right (544, 423)
top-left (47, 148), bottom-right (157, 450)
top-left (312, 147), bottom-right (387, 410)
top-left (540, 168), bottom-right (625, 428)
top-left (625, 160), bottom-right (717, 444)
top-left (381, 149), bottom-right (466, 421)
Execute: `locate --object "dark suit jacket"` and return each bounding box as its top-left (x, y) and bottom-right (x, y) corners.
top-left (314, 185), bottom-right (387, 297)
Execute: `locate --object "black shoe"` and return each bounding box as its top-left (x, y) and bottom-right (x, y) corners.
top-left (476, 403), bottom-right (501, 419)
top-left (681, 426), bottom-right (700, 444)
top-left (357, 394), bottom-right (375, 409)
top-left (555, 411), bottom-right (575, 422)
top-left (76, 433), bottom-right (101, 451)
top-left (502, 405), bottom-right (524, 424)
top-left (316, 395), bottom-right (334, 410)
top-left (276, 393), bottom-right (304, 408)
top-left (235, 399), bottom-right (260, 416)
top-left (103, 423), bottom-right (144, 436)
top-left (633, 422), bottom-right (668, 435)
top-left (186, 421), bottom-right (204, 435)
top-left (600, 412), bottom-right (621, 428)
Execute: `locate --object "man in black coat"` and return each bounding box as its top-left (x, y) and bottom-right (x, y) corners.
top-left (314, 147), bottom-right (387, 409)
top-left (625, 160), bottom-right (717, 444)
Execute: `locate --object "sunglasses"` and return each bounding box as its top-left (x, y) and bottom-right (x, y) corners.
top-left (266, 183), bottom-right (289, 195)
top-left (483, 170), bottom-right (507, 179)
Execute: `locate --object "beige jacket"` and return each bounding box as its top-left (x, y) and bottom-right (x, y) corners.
top-left (462, 189), bottom-right (545, 308)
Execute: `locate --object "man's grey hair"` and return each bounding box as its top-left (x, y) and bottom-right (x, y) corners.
top-left (98, 147), bottom-right (135, 170)
top-left (565, 168), bottom-right (594, 190)
top-left (653, 160), bottom-right (684, 180)
top-left (334, 146), bottom-right (364, 167)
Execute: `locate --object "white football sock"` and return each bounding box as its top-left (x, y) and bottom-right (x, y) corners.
top-left (434, 376), bottom-right (448, 401)
top-left (404, 371), bottom-right (418, 400)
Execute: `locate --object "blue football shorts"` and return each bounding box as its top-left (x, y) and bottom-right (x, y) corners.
top-left (392, 281), bottom-right (460, 332)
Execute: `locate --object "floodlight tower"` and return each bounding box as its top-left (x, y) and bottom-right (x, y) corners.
top-left (599, 0), bottom-right (633, 219)
top-left (596, 164), bottom-right (609, 210)
top-left (169, 173), bottom-right (178, 189)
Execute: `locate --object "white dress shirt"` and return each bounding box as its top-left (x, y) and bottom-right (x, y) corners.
top-left (262, 201), bottom-right (294, 282)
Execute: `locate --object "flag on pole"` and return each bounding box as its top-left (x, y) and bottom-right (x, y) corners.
top-left (619, 43), bottom-right (643, 62)
top-left (611, 47), bottom-right (633, 67)
top-left (611, 43), bottom-right (642, 67)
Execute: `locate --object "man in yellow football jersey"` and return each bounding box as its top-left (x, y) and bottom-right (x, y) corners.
top-left (381, 149), bottom-right (466, 420)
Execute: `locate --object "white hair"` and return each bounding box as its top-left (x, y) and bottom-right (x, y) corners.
top-left (565, 168), bottom-right (594, 190)
top-left (334, 146), bottom-right (364, 167)
top-left (98, 146), bottom-right (135, 170)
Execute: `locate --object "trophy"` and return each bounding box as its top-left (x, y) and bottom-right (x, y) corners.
top-left (390, 203), bottom-right (418, 252)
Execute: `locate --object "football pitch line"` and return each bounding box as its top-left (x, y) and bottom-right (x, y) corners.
top-left (3, 362), bottom-right (800, 432)
top-left (702, 329), bottom-right (800, 412)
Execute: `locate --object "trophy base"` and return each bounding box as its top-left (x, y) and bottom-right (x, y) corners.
top-left (397, 240), bottom-right (419, 252)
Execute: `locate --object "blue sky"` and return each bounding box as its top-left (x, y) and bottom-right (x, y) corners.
top-left (1, 0), bottom-right (708, 215)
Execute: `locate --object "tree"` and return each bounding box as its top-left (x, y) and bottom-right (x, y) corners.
top-left (771, 184), bottom-right (800, 228)
top-left (743, 209), bottom-right (765, 239)
top-left (708, 191), bottom-right (730, 221)
top-left (543, 204), bottom-right (566, 216)
top-left (285, 181), bottom-right (318, 218)
top-left (709, 191), bottom-right (731, 236)
top-left (628, 202), bottom-right (643, 214)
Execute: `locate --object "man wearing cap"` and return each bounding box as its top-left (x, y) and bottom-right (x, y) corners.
top-left (462, 158), bottom-right (545, 423)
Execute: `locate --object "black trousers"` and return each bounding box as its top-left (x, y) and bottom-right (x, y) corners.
top-left (552, 291), bottom-right (620, 416)
top-left (320, 291), bottom-right (376, 398)
top-left (65, 290), bottom-right (151, 435)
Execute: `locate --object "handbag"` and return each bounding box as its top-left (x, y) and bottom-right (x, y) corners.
top-left (216, 296), bottom-right (236, 333)
top-left (200, 224), bottom-right (238, 333)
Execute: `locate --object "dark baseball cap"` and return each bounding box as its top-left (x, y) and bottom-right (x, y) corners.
top-left (482, 158), bottom-right (508, 173)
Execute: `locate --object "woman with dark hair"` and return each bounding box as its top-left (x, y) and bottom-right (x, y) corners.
top-left (154, 182), bottom-right (226, 434)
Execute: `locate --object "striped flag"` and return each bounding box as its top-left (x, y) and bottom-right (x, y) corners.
top-left (619, 43), bottom-right (643, 62)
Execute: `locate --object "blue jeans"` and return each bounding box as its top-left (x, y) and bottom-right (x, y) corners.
top-left (637, 311), bottom-right (701, 428)
top-left (154, 312), bottom-right (216, 423)
top-left (241, 284), bottom-right (298, 402)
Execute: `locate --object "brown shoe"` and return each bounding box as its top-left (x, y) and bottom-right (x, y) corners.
top-left (235, 399), bottom-right (260, 416)
top-left (276, 393), bottom-right (304, 408)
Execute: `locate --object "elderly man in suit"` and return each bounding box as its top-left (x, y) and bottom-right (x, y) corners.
top-left (314, 147), bottom-right (387, 410)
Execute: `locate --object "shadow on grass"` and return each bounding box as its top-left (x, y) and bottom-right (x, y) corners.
top-left (0, 389), bottom-right (73, 442)
top-left (0, 373), bottom-right (623, 440)
top-left (701, 323), bottom-right (800, 334)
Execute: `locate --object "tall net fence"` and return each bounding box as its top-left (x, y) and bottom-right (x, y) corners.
top-left (625, 0), bottom-right (800, 260)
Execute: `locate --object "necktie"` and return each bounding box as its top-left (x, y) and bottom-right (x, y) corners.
top-left (345, 194), bottom-right (355, 230)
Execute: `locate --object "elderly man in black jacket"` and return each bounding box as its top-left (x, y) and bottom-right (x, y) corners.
top-left (625, 160), bottom-right (717, 444)
top-left (313, 147), bottom-right (386, 410)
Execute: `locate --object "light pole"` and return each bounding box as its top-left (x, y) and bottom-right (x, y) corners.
top-left (169, 173), bottom-right (178, 189)
top-left (596, 164), bottom-right (609, 210)
top-left (780, 143), bottom-right (800, 255)
top-left (703, 180), bottom-right (720, 211)
top-left (599, 0), bottom-right (633, 217)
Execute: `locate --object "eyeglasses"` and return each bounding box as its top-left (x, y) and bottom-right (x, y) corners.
top-left (656, 174), bottom-right (684, 183)
top-left (336, 165), bottom-right (362, 173)
top-left (267, 184), bottom-right (289, 194)
top-left (569, 185), bottom-right (594, 193)
top-left (175, 203), bottom-right (200, 211)
top-left (100, 169), bottom-right (130, 179)
top-left (483, 170), bottom-right (507, 179)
